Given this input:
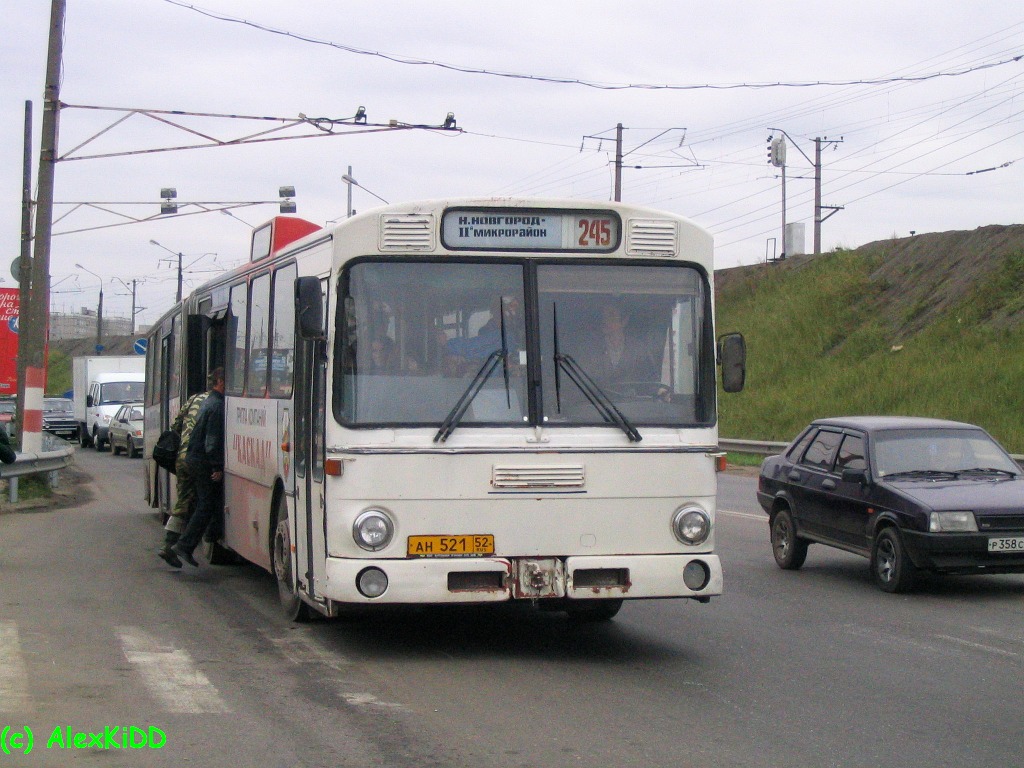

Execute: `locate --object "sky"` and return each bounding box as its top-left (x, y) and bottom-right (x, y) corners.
top-left (2, 1), bottom-right (1022, 328)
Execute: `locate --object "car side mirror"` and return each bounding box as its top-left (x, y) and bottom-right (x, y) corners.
top-left (86, 395), bottom-right (94, 407)
top-left (841, 467), bottom-right (869, 485)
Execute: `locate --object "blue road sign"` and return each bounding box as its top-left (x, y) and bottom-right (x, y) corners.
top-left (134, 338), bottom-right (148, 355)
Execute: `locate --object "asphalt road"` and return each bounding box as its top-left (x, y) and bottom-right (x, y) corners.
top-left (1, 450), bottom-right (1021, 767)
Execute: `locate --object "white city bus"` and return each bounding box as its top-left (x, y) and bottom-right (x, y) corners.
top-left (144, 198), bottom-right (745, 621)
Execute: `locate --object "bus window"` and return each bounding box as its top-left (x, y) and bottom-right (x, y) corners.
top-left (226, 283), bottom-right (248, 396)
top-left (269, 263), bottom-right (297, 398)
top-left (337, 260), bottom-right (527, 426)
top-left (247, 274), bottom-right (271, 396)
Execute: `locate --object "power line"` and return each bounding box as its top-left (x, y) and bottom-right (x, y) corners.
top-left (163, 0), bottom-right (1023, 91)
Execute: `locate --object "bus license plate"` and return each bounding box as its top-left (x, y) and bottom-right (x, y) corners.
top-left (407, 535), bottom-right (494, 557)
top-left (988, 536), bottom-right (1024, 553)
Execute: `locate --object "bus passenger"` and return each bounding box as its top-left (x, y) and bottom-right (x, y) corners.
top-left (157, 368), bottom-right (221, 568)
top-left (444, 296), bottom-right (521, 376)
top-left (171, 367), bottom-right (226, 568)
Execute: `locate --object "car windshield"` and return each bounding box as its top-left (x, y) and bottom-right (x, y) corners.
top-left (99, 381), bottom-right (142, 404)
top-left (872, 428), bottom-right (1020, 478)
top-left (44, 399), bottom-right (73, 413)
top-left (129, 407), bottom-right (143, 421)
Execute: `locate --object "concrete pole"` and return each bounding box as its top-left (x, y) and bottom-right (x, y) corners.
top-left (23, 0), bottom-right (66, 453)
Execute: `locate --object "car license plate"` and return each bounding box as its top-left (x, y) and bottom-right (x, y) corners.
top-left (407, 535), bottom-right (494, 557)
top-left (988, 536), bottom-right (1024, 553)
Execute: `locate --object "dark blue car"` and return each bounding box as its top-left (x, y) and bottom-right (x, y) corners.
top-left (757, 416), bottom-right (1024, 592)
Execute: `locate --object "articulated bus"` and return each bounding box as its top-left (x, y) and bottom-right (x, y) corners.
top-left (144, 198), bottom-right (745, 621)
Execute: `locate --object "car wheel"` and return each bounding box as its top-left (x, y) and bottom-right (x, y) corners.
top-left (128, 440), bottom-right (138, 459)
top-left (79, 426), bottom-right (91, 448)
top-left (771, 508), bottom-right (808, 570)
top-left (871, 527), bottom-right (916, 593)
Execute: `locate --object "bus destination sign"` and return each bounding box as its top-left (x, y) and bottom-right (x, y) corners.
top-left (442, 209), bottom-right (620, 252)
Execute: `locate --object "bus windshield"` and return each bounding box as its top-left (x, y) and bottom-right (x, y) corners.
top-left (335, 259), bottom-right (711, 430)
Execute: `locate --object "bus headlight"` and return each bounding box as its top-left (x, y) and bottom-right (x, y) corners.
top-left (672, 506), bottom-right (711, 545)
top-left (353, 509), bottom-right (394, 551)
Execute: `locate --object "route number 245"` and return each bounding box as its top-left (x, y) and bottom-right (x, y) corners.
top-left (578, 218), bottom-right (613, 247)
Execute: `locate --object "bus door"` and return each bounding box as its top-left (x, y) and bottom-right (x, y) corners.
top-left (292, 278), bottom-right (328, 602)
top-left (157, 318), bottom-right (178, 511)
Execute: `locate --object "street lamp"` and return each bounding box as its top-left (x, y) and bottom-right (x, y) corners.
top-left (341, 168), bottom-right (388, 218)
top-left (75, 263), bottom-right (104, 353)
top-left (149, 239), bottom-right (183, 302)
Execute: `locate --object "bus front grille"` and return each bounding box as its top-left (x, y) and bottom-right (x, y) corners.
top-left (491, 464), bottom-right (586, 489)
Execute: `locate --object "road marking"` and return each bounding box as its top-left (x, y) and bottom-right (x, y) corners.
top-left (256, 630), bottom-right (405, 710)
top-left (0, 621), bottom-right (30, 712)
top-left (257, 628), bottom-right (351, 670)
top-left (933, 634), bottom-right (1019, 659)
top-left (719, 509), bottom-right (766, 521)
top-left (117, 627), bottom-right (230, 714)
top-left (341, 692), bottom-right (406, 710)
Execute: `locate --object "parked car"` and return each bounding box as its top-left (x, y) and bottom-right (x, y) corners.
top-left (0, 397), bottom-right (15, 431)
top-left (43, 397), bottom-right (78, 440)
top-left (108, 404), bottom-right (145, 458)
top-left (757, 416), bottom-right (1024, 592)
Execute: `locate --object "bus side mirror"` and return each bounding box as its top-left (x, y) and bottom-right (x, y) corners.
top-left (295, 276), bottom-right (324, 339)
top-left (718, 333), bottom-right (746, 393)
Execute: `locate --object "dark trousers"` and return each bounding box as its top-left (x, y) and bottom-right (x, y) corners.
top-left (176, 463), bottom-right (223, 555)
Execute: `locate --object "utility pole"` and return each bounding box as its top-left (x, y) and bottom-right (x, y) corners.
top-left (613, 123), bottom-right (623, 202)
top-left (16, 101), bottom-right (33, 444)
top-left (814, 136), bottom-right (844, 254)
top-left (115, 277), bottom-right (140, 335)
top-left (21, 0), bottom-right (65, 453)
top-left (768, 129), bottom-right (843, 257)
top-left (345, 165), bottom-right (354, 217)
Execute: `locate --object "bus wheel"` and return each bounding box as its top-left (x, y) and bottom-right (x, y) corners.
top-left (272, 494), bottom-right (313, 622)
top-left (566, 599), bottom-right (623, 622)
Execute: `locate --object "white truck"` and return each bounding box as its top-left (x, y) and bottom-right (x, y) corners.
top-left (72, 356), bottom-right (146, 450)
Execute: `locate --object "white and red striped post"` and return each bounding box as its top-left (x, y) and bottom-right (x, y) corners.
top-left (20, 366), bottom-right (45, 453)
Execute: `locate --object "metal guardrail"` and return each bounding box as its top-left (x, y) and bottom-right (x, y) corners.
top-left (720, 438), bottom-right (1024, 465)
top-left (719, 438), bottom-right (788, 457)
top-left (0, 436), bottom-right (76, 503)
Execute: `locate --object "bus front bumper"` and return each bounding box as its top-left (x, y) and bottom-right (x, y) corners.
top-left (322, 553), bottom-right (722, 604)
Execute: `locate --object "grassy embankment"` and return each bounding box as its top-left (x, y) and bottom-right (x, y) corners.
top-left (716, 247), bottom-right (1024, 453)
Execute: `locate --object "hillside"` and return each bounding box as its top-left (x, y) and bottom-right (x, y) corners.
top-left (715, 224), bottom-right (1024, 451)
top-left (46, 335), bottom-right (142, 396)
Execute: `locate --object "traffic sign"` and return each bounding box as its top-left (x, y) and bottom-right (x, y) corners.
top-left (134, 338), bottom-right (148, 355)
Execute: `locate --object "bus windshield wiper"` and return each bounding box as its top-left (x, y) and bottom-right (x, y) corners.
top-left (435, 299), bottom-right (513, 443)
top-left (434, 350), bottom-right (505, 443)
top-left (555, 353), bottom-right (642, 443)
top-left (550, 302), bottom-right (640, 443)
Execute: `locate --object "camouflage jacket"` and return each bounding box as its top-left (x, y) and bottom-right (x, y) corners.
top-left (171, 390), bottom-right (210, 458)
